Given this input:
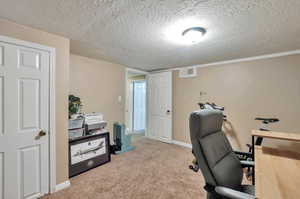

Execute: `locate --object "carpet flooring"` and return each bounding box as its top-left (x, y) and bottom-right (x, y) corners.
top-left (43, 136), bottom-right (205, 199)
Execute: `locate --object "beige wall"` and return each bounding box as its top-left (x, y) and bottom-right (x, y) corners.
top-left (70, 54), bottom-right (125, 136)
top-left (0, 19), bottom-right (70, 184)
top-left (173, 54), bottom-right (300, 151)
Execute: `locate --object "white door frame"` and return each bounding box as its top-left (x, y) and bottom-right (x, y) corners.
top-left (0, 35), bottom-right (57, 193)
top-left (124, 68), bottom-right (148, 135)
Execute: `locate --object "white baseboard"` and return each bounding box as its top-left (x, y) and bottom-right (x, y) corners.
top-left (146, 135), bottom-right (192, 148)
top-left (55, 180), bottom-right (71, 192)
top-left (146, 135), bottom-right (172, 143)
top-left (172, 140), bottom-right (192, 148)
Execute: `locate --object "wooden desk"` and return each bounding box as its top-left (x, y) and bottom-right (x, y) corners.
top-left (255, 146), bottom-right (300, 199)
top-left (252, 130), bottom-right (300, 142)
top-left (253, 130), bottom-right (300, 199)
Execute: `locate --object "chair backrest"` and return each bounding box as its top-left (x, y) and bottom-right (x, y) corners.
top-left (189, 109), bottom-right (243, 190)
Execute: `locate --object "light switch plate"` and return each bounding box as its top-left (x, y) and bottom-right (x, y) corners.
top-left (118, 96), bottom-right (122, 102)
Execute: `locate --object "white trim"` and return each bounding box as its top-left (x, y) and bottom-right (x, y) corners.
top-left (0, 35), bottom-right (57, 194)
top-left (55, 180), bottom-right (71, 192)
top-left (124, 69), bottom-right (129, 137)
top-left (49, 48), bottom-right (57, 194)
top-left (145, 74), bottom-right (149, 138)
top-left (125, 67), bottom-right (148, 136)
top-left (170, 72), bottom-right (173, 141)
top-left (172, 140), bottom-right (192, 148)
top-left (152, 49), bottom-right (300, 72)
top-left (126, 67), bottom-right (149, 75)
top-left (0, 35), bottom-right (56, 52)
top-left (146, 135), bottom-right (173, 144)
top-left (129, 130), bottom-right (145, 135)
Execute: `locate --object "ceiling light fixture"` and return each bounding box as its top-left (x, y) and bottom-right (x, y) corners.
top-left (164, 18), bottom-right (208, 45)
top-left (182, 27), bottom-right (206, 44)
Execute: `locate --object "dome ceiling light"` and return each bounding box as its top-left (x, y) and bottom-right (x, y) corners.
top-left (164, 18), bottom-right (208, 45)
top-left (182, 27), bottom-right (206, 44)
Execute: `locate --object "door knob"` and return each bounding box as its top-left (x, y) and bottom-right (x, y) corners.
top-left (38, 130), bottom-right (47, 137)
top-left (166, 110), bottom-right (171, 114)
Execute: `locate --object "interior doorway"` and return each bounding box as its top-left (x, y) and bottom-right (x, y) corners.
top-left (125, 69), bottom-right (147, 136)
top-left (0, 35), bottom-right (56, 198)
top-left (132, 80), bottom-right (146, 133)
top-left (147, 71), bottom-right (172, 143)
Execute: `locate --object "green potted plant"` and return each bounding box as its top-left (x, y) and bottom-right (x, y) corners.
top-left (69, 94), bottom-right (82, 119)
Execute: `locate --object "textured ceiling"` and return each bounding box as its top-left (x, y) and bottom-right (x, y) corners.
top-left (0, 0), bottom-right (300, 71)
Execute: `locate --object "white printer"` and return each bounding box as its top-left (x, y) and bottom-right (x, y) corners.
top-left (84, 113), bottom-right (108, 136)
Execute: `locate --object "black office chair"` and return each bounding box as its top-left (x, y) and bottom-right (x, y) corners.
top-left (189, 109), bottom-right (255, 199)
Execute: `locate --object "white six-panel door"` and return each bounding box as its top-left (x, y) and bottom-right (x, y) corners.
top-left (147, 72), bottom-right (172, 143)
top-left (0, 41), bottom-right (50, 199)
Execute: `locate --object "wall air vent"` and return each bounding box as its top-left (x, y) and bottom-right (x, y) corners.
top-left (179, 67), bottom-right (197, 78)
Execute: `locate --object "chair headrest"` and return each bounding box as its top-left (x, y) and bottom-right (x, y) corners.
top-left (190, 109), bottom-right (223, 138)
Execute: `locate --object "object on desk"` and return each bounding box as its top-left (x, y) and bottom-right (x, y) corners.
top-left (68, 117), bottom-right (84, 130)
top-left (69, 128), bottom-right (84, 140)
top-left (84, 113), bottom-right (107, 132)
top-left (111, 122), bottom-right (135, 154)
top-left (68, 117), bottom-right (85, 140)
top-left (87, 128), bottom-right (109, 136)
top-left (85, 120), bottom-right (107, 132)
top-left (69, 133), bottom-right (111, 177)
top-left (85, 113), bottom-right (103, 125)
top-left (69, 94), bottom-right (83, 119)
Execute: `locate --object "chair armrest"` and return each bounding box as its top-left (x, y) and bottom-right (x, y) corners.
top-left (240, 160), bottom-right (255, 168)
top-left (215, 186), bottom-right (255, 199)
